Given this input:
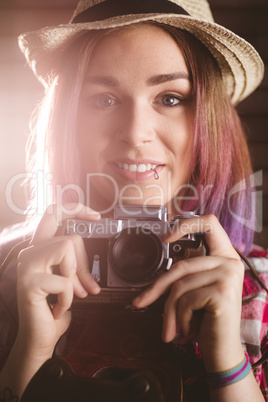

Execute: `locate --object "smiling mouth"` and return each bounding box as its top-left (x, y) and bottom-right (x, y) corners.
top-left (117, 162), bottom-right (159, 172)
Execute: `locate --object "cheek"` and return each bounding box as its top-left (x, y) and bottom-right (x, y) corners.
top-left (76, 125), bottom-right (96, 173)
top-left (168, 111), bottom-right (194, 185)
top-left (76, 109), bottom-right (108, 168)
top-left (77, 110), bottom-right (101, 140)
top-left (180, 125), bottom-right (193, 177)
top-left (168, 110), bottom-right (194, 154)
top-left (77, 105), bottom-right (119, 146)
top-left (179, 108), bottom-right (194, 156)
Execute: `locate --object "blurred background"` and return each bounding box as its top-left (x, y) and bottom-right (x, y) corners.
top-left (0, 0), bottom-right (267, 247)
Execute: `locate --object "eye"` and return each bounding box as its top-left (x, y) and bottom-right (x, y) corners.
top-left (161, 94), bottom-right (183, 107)
top-left (88, 94), bottom-right (118, 109)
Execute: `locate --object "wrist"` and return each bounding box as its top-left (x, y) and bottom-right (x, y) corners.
top-left (14, 334), bottom-right (54, 363)
top-left (206, 354), bottom-right (252, 389)
top-left (200, 342), bottom-right (245, 373)
top-left (3, 340), bottom-right (53, 399)
top-left (0, 344), bottom-right (51, 400)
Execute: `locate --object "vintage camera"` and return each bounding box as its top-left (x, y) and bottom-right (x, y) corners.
top-left (65, 205), bottom-right (207, 308)
top-left (52, 206), bottom-right (205, 401)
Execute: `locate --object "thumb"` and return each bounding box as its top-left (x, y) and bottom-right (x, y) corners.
top-left (56, 311), bottom-right (72, 339)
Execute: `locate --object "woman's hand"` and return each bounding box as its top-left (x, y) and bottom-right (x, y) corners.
top-left (15, 203), bottom-right (101, 361)
top-left (133, 214), bottom-right (245, 372)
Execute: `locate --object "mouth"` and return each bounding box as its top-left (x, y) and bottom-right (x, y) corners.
top-left (117, 162), bottom-right (158, 172)
top-left (111, 159), bottom-right (165, 182)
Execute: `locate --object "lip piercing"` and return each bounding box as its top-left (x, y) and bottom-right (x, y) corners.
top-left (151, 166), bottom-right (160, 180)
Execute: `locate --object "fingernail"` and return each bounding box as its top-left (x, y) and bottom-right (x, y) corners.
top-left (92, 285), bottom-right (101, 294)
top-left (86, 208), bottom-right (101, 217)
top-left (79, 284), bottom-right (88, 296)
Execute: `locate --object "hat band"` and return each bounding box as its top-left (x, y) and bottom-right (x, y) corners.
top-left (72, 0), bottom-right (189, 23)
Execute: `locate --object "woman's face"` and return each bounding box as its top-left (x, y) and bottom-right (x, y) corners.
top-left (77, 24), bottom-right (194, 215)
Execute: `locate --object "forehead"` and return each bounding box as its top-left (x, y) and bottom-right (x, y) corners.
top-left (85, 24), bottom-right (189, 76)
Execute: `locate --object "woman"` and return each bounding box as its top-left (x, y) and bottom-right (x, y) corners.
top-left (0, 1), bottom-right (267, 401)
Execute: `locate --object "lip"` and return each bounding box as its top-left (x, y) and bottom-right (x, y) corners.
top-left (111, 159), bottom-right (165, 182)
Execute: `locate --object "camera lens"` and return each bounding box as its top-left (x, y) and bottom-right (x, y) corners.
top-left (108, 227), bottom-right (164, 286)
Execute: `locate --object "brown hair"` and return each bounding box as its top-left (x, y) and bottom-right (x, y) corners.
top-left (27, 23), bottom-right (254, 251)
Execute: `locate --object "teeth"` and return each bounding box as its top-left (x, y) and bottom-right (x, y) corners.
top-left (118, 163), bottom-right (158, 172)
top-left (129, 164), bottom-right (137, 172)
top-left (137, 164), bottom-right (146, 172)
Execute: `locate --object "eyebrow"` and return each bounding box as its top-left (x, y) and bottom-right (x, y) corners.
top-left (84, 76), bottom-right (120, 87)
top-left (146, 72), bottom-right (190, 86)
top-left (84, 72), bottom-right (190, 87)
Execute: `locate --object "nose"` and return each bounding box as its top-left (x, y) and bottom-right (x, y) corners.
top-left (116, 101), bottom-right (156, 147)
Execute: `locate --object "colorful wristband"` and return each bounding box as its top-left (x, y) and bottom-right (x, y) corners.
top-left (206, 354), bottom-right (252, 389)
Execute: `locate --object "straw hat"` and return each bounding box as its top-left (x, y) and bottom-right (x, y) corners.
top-left (18, 0), bottom-right (264, 104)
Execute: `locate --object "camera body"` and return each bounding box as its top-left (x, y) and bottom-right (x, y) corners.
top-left (57, 205), bottom-right (205, 400)
top-left (65, 205), bottom-right (206, 306)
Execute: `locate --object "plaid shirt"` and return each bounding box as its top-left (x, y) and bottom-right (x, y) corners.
top-left (242, 253), bottom-right (268, 400)
top-left (0, 247), bottom-right (268, 401)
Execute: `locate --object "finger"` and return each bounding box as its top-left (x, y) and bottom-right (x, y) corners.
top-left (31, 203), bottom-right (100, 245)
top-left (164, 215), bottom-right (238, 259)
top-left (172, 265), bottom-right (243, 342)
top-left (19, 236), bottom-right (78, 275)
top-left (25, 272), bottom-right (74, 319)
top-left (19, 237), bottom-right (90, 298)
top-left (55, 236), bottom-right (91, 298)
top-left (162, 285), bottom-right (216, 342)
top-left (47, 276), bottom-right (74, 320)
top-left (162, 269), bottom-right (222, 342)
top-left (69, 234), bottom-right (101, 295)
top-left (162, 299), bottom-right (177, 343)
top-left (52, 285), bottom-right (73, 320)
top-left (132, 255), bottom-right (230, 308)
top-left (176, 285), bottom-right (216, 339)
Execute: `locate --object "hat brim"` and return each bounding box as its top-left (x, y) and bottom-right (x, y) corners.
top-left (18, 13), bottom-right (264, 104)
